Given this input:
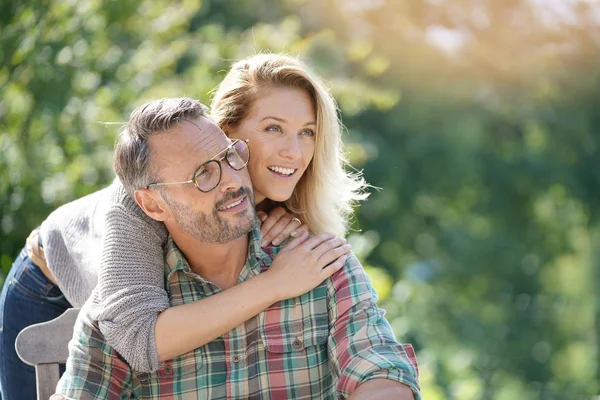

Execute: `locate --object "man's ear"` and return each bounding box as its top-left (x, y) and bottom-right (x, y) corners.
top-left (134, 188), bottom-right (170, 222)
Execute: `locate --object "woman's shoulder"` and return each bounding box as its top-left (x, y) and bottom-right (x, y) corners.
top-left (104, 178), bottom-right (138, 212)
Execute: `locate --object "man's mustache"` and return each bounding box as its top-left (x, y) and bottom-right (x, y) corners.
top-left (214, 186), bottom-right (252, 210)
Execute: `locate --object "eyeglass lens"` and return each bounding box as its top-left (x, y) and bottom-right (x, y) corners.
top-left (193, 140), bottom-right (249, 191)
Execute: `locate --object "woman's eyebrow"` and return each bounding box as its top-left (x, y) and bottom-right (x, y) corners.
top-left (259, 116), bottom-right (316, 126)
top-left (259, 116), bottom-right (286, 123)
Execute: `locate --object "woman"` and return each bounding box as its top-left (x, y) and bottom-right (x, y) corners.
top-left (0, 53), bottom-right (367, 399)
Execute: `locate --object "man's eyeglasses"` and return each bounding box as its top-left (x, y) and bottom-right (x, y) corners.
top-left (146, 139), bottom-right (250, 193)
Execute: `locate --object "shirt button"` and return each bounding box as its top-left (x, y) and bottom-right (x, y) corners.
top-left (164, 364), bottom-right (173, 375)
top-left (293, 338), bottom-right (303, 349)
top-left (232, 354), bottom-right (240, 363)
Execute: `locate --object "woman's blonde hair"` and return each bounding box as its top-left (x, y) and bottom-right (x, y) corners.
top-left (210, 53), bottom-right (368, 237)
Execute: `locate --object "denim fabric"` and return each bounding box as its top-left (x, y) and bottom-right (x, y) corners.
top-left (0, 247), bottom-right (72, 400)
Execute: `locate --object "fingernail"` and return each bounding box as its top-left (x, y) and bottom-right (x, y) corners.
top-left (291, 230), bottom-right (299, 237)
top-left (258, 213), bottom-right (267, 222)
top-left (261, 240), bottom-right (267, 247)
top-left (272, 238), bottom-right (280, 245)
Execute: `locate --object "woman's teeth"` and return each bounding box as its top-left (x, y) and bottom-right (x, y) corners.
top-left (269, 166), bottom-right (295, 176)
top-left (221, 197), bottom-right (244, 210)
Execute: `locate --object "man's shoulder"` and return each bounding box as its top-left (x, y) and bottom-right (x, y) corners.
top-left (325, 250), bottom-right (366, 282)
top-left (325, 251), bottom-right (380, 305)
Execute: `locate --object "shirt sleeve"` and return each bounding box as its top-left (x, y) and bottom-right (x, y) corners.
top-left (87, 180), bottom-right (171, 372)
top-left (326, 253), bottom-right (421, 399)
top-left (55, 304), bottom-right (137, 399)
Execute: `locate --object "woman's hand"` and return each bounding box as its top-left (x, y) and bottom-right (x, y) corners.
top-left (264, 232), bottom-right (351, 302)
top-left (258, 207), bottom-right (309, 247)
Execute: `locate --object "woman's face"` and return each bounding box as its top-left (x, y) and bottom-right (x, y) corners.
top-left (227, 86), bottom-right (316, 205)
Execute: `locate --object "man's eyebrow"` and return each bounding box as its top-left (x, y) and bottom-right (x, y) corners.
top-left (190, 142), bottom-right (229, 173)
top-left (259, 116), bottom-right (316, 126)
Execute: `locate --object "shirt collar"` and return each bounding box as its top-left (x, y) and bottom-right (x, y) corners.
top-left (164, 224), bottom-right (274, 282)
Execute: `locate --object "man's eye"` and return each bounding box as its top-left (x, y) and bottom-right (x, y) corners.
top-left (195, 168), bottom-right (208, 178)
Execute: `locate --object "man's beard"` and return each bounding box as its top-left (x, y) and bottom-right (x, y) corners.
top-left (163, 186), bottom-right (257, 244)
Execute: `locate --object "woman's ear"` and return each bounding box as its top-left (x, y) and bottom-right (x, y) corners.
top-left (221, 123), bottom-right (231, 137)
top-left (223, 123), bottom-right (240, 139)
top-left (134, 188), bottom-right (169, 222)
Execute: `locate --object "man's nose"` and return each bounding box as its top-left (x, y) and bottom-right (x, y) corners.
top-left (218, 161), bottom-right (244, 192)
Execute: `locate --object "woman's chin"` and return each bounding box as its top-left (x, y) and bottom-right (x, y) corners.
top-left (264, 190), bottom-right (294, 203)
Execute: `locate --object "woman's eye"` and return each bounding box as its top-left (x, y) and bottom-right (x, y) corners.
top-left (266, 125), bottom-right (282, 132)
top-left (300, 129), bottom-right (315, 137)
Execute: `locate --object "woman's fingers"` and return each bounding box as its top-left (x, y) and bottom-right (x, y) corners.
top-left (320, 254), bottom-right (348, 278)
top-left (297, 233), bottom-right (336, 251)
top-left (271, 218), bottom-right (304, 246)
top-left (311, 236), bottom-right (347, 256)
top-left (281, 230), bottom-right (310, 251)
top-left (259, 207), bottom-right (289, 247)
top-left (256, 210), bottom-right (268, 223)
top-left (290, 223), bottom-right (309, 238)
top-left (316, 243), bottom-right (352, 267)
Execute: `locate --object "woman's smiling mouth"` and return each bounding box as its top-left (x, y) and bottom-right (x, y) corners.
top-left (268, 166), bottom-right (297, 177)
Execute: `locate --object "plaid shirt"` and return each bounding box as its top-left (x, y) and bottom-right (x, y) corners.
top-left (55, 228), bottom-right (420, 399)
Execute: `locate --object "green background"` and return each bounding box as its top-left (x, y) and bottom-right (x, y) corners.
top-left (1, 0), bottom-right (599, 398)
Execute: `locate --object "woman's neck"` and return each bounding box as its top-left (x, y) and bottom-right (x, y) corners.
top-left (255, 198), bottom-right (281, 213)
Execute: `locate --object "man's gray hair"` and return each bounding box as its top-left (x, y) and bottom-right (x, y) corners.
top-left (114, 97), bottom-right (208, 197)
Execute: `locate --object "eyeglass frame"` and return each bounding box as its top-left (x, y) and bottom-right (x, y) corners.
top-left (145, 138), bottom-right (250, 193)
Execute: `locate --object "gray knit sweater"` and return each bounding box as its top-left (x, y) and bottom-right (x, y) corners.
top-left (40, 179), bottom-right (169, 372)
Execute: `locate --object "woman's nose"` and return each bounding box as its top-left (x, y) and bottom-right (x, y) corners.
top-left (279, 135), bottom-right (302, 160)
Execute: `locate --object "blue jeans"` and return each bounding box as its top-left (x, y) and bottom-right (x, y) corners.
top-left (0, 247), bottom-right (72, 400)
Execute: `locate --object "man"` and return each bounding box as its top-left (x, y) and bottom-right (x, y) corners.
top-left (53, 98), bottom-right (420, 399)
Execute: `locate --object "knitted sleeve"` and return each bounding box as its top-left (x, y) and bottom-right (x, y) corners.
top-left (88, 181), bottom-right (170, 372)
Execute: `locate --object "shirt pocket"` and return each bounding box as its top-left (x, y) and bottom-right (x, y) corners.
top-left (135, 347), bottom-right (203, 387)
top-left (260, 285), bottom-right (329, 353)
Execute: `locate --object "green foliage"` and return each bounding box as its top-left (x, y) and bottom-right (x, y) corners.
top-left (1, 0), bottom-right (599, 398)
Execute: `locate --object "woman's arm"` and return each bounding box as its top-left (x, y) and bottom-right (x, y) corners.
top-left (89, 185), bottom-right (169, 372)
top-left (154, 230), bottom-right (348, 360)
top-left (92, 182), bottom-right (348, 371)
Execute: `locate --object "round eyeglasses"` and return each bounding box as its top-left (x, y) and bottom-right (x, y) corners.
top-left (146, 139), bottom-right (250, 193)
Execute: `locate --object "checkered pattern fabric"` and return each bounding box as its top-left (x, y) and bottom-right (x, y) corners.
top-left (55, 228), bottom-right (421, 399)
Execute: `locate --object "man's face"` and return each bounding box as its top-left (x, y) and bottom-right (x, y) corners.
top-left (149, 116), bottom-right (256, 244)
